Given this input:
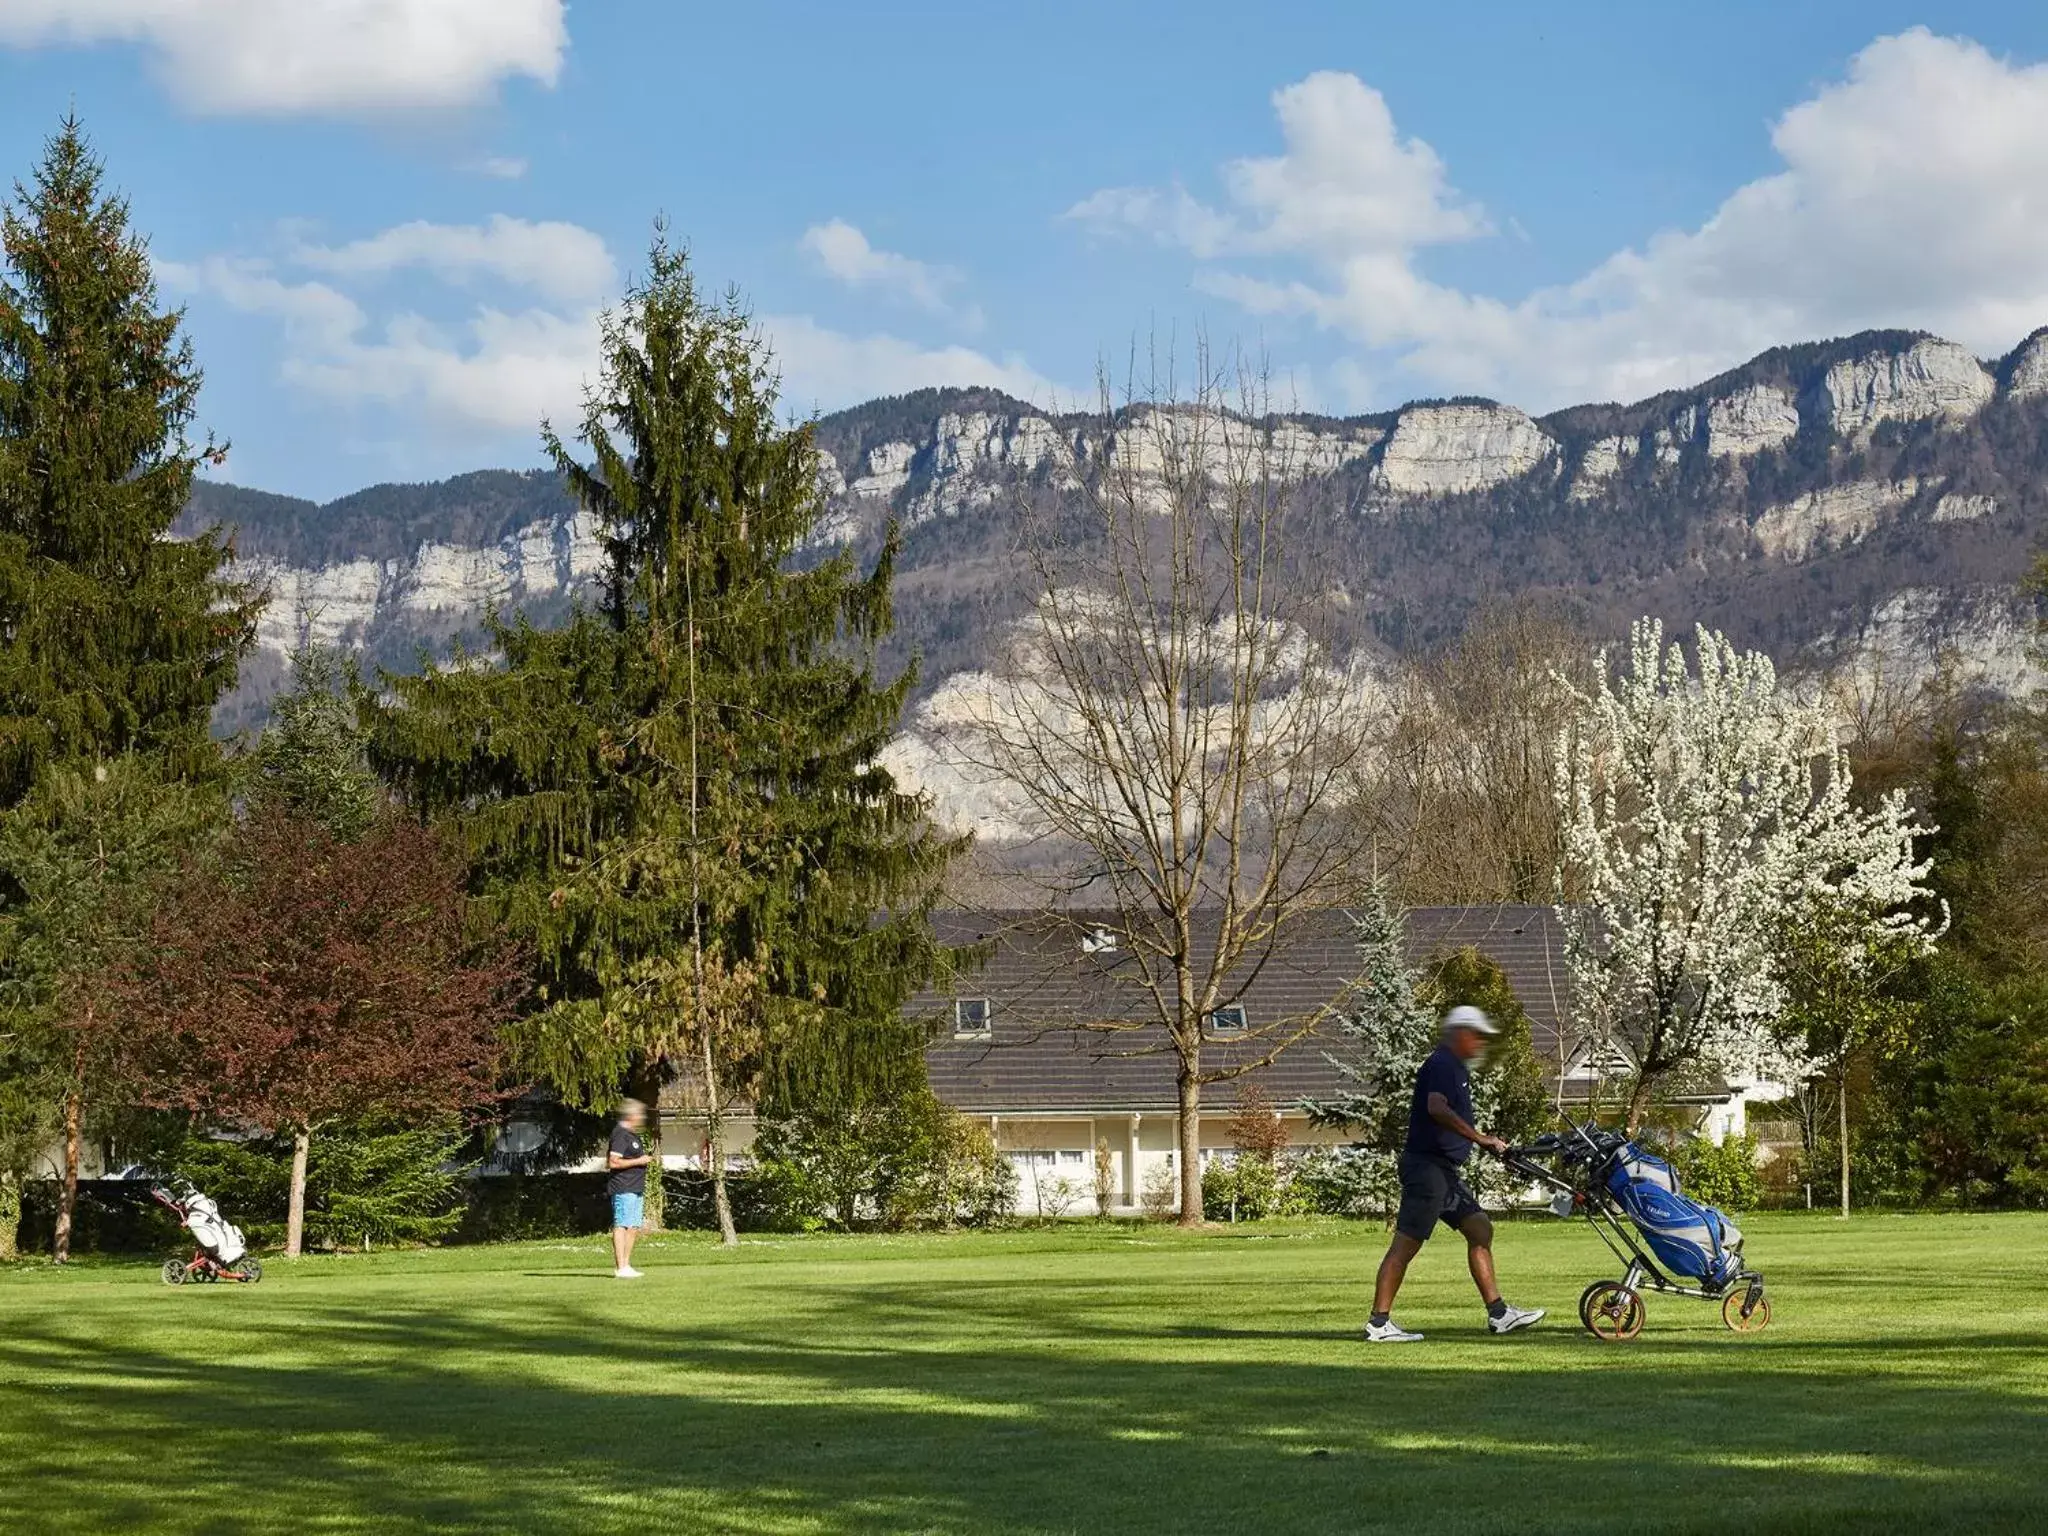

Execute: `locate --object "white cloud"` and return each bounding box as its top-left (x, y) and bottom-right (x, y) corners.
top-left (762, 313), bottom-right (1065, 415)
top-left (294, 216), bottom-right (617, 306)
top-left (0, 0), bottom-right (566, 117)
top-left (174, 218), bottom-right (1064, 463)
top-left (799, 219), bottom-right (970, 321)
top-left (472, 156), bottom-right (530, 181)
top-left (1072, 71), bottom-right (1485, 264)
top-left (175, 253), bottom-right (598, 434)
top-left (1071, 32), bottom-right (2048, 409)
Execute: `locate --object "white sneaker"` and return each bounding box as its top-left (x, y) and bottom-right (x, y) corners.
top-left (614, 1266), bottom-right (643, 1279)
top-left (1488, 1303), bottom-right (1544, 1334)
top-left (1363, 1318), bottom-right (1424, 1343)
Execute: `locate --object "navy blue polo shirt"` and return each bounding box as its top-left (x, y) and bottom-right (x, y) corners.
top-left (1404, 1044), bottom-right (1474, 1164)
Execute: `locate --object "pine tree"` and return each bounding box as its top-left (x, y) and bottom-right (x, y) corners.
top-left (259, 647), bottom-right (379, 838)
top-left (0, 118), bottom-right (254, 805)
top-left (0, 118), bottom-right (252, 1260)
top-left (372, 234), bottom-right (964, 1240)
top-left (1307, 887), bottom-right (1439, 1142)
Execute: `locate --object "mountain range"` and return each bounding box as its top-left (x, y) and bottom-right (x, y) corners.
top-left (181, 323), bottom-right (2048, 737)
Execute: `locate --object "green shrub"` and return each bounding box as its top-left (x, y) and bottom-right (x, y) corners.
top-left (153, 1118), bottom-right (471, 1251)
top-left (754, 1088), bottom-right (1015, 1231)
top-left (1200, 1147), bottom-right (1415, 1221)
top-left (1668, 1132), bottom-right (1763, 1211)
top-left (1286, 1146), bottom-right (1399, 1219)
top-left (308, 1121), bottom-right (470, 1250)
top-left (1203, 1155), bottom-right (1286, 1220)
top-left (657, 1169), bottom-right (787, 1232)
top-left (455, 1173), bottom-right (611, 1241)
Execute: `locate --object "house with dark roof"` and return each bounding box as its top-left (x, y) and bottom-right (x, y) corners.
top-left (650, 902), bottom-right (1752, 1212)
top-left (911, 905), bottom-right (1575, 1213)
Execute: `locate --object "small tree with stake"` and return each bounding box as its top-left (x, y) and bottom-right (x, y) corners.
top-left (1773, 898), bottom-right (1922, 1217)
top-left (373, 235), bottom-right (961, 1241)
top-left (107, 805), bottom-right (525, 1257)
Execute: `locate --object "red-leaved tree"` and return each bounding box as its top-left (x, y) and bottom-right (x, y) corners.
top-left (105, 804), bottom-right (526, 1256)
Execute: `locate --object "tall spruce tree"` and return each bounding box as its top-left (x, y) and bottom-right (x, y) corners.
top-left (0, 119), bottom-right (251, 1257)
top-left (372, 235), bottom-right (963, 1238)
top-left (1304, 887), bottom-right (1439, 1151)
top-left (0, 118), bottom-right (253, 804)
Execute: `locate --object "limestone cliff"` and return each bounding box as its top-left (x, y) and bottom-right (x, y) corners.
top-left (183, 325), bottom-right (2048, 724)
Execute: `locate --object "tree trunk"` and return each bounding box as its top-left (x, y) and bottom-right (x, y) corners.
top-left (0, 1174), bottom-right (20, 1261)
top-left (1623, 1073), bottom-right (1654, 1137)
top-left (701, 1024), bottom-right (737, 1248)
top-left (643, 1113), bottom-right (665, 1232)
top-left (1177, 1065), bottom-right (1203, 1227)
top-left (708, 1130), bottom-right (737, 1246)
top-left (53, 1083), bottom-right (82, 1264)
top-left (1838, 1060), bottom-right (1851, 1220)
top-left (285, 1125), bottom-right (310, 1258)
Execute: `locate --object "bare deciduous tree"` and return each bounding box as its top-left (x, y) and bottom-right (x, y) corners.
top-left (947, 345), bottom-right (1376, 1224)
top-left (1373, 604), bottom-right (1590, 906)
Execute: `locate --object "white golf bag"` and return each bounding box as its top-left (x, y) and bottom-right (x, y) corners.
top-left (182, 1191), bottom-right (247, 1265)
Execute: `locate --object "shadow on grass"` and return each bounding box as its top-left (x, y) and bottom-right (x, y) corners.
top-left (2, 1281), bottom-right (2043, 1535)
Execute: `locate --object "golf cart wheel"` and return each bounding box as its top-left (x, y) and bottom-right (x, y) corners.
top-left (160, 1259), bottom-right (187, 1286)
top-left (235, 1258), bottom-right (264, 1284)
top-left (1580, 1280), bottom-right (1645, 1342)
top-left (1723, 1290), bottom-right (1771, 1333)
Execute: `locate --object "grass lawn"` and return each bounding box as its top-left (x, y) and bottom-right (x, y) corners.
top-left (3, 1211), bottom-right (2045, 1534)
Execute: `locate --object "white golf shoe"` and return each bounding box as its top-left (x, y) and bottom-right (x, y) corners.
top-left (1487, 1303), bottom-right (1544, 1335)
top-left (614, 1266), bottom-right (644, 1279)
top-left (1363, 1317), bottom-right (1424, 1343)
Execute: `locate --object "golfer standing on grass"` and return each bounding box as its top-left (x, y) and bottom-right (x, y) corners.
top-left (1365, 1006), bottom-right (1544, 1342)
top-left (608, 1099), bottom-right (651, 1279)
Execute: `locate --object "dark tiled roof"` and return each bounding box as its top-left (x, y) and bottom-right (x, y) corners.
top-left (919, 906), bottom-right (1572, 1114)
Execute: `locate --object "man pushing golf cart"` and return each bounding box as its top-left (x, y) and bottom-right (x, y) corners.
top-left (1359, 1006), bottom-right (1770, 1343)
top-left (1365, 1006), bottom-right (1546, 1343)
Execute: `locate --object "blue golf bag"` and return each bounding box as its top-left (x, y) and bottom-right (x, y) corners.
top-left (1604, 1145), bottom-right (1744, 1288)
top-left (1504, 1124), bottom-right (1769, 1338)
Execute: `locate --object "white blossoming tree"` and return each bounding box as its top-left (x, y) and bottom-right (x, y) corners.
top-left (1555, 619), bottom-right (1937, 1131)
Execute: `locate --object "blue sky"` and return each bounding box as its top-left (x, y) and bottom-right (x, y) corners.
top-left (6, 2), bottom-right (2048, 500)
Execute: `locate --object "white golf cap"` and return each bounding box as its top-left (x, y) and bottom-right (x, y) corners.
top-left (1444, 1004), bottom-right (1498, 1037)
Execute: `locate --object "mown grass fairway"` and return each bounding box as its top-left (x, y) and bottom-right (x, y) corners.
top-left (3, 1212), bottom-right (2044, 1534)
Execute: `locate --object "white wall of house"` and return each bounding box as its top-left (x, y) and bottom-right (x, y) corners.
top-left (986, 1110), bottom-right (1355, 1216)
top-left (653, 1107), bottom-right (1359, 1217)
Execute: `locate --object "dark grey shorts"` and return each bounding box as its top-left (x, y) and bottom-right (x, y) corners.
top-left (1395, 1152), bottom-right (1484, 1241)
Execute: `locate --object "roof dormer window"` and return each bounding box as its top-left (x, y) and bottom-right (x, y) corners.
top-left (1207, 1005), bottom-right (1248, 1036)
